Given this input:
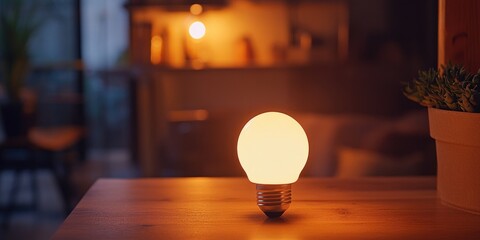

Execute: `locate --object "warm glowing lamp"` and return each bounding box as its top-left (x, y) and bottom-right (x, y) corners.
top-left (237, 112), bottom-right (309, 218)
top-left (188, 21), bottom-right (206, 39)
top-left (190, 4), bottom-right (203, 15)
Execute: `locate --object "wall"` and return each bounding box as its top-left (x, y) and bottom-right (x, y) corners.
top-left (128, 0), bottom-right (436, 176)
top-left (138, 63), bottom-right (419, 176)
top-left (157, 68), bottom-right (291, 112)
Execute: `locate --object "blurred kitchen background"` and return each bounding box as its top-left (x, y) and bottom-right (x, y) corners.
top-left (1, 0), bottom-right (437, 239)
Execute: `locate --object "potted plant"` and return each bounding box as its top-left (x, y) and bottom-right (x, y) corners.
top-left (0, 0), bottom-right (47, 137)
top-left (403, 64), bottom-right (480, 214)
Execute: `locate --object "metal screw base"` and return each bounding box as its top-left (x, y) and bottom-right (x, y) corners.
top-left (256, 184), bottom-right (292, 218)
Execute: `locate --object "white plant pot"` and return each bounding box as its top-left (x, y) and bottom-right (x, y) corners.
top-left (429, 108), bottom-right (480, 214)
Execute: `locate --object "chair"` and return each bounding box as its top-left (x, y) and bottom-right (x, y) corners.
top-left (0, 99), bottom-right (83, 229)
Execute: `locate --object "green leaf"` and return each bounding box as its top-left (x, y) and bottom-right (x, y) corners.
top-left (403, 63), bottom-right (480, 113)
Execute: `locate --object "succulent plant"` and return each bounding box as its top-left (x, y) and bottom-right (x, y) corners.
top-left (403, 64), bottom-right (480, 113)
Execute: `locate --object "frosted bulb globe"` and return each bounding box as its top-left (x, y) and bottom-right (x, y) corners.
top-left (238, 112), bottom-right (309, 184)
top-left (237, 112), bottom-right (309, 217)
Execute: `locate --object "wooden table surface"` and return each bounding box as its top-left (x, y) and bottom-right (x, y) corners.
top-left (53, 177), bottom-right (480, 240)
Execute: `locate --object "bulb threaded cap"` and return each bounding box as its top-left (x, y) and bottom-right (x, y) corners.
top-left (256, 184), bottom-right (292, 218)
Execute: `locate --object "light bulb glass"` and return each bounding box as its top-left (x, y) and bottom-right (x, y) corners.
top-left (189, 21), bottom-right (206, 39)
top-left (237, 112), bottom-right (309, 184)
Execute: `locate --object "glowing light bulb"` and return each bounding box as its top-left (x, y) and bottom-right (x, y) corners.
top-left (189, 21), bottom-right (206, 39)
top-left (190, 4), bottom-right (203, 15)
top-left (237, 112), bottom-right (309, 218)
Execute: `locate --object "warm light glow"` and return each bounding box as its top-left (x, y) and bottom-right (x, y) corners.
top-left (237, 112), bottom-right (309, 184)
top-left (189, 21), bottom-right (206, 39)
top-left (168, 109), bottom-right (208, 122)
top-left (150, 35), bottom-right (163, 64)
top-left (190, 4), bottom-right (203, 15)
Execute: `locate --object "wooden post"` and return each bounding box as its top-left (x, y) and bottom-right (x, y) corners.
top-left (438, 0), bottom-right (480, 72)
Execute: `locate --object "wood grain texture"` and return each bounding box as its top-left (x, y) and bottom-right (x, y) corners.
top-left (438, 0), bottom-right (480, 71)
top-left (52, 178), bottom-right (480, 240)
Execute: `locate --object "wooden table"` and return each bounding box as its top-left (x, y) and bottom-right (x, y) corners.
top-left (52, 177), bottom-right (480, 239)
